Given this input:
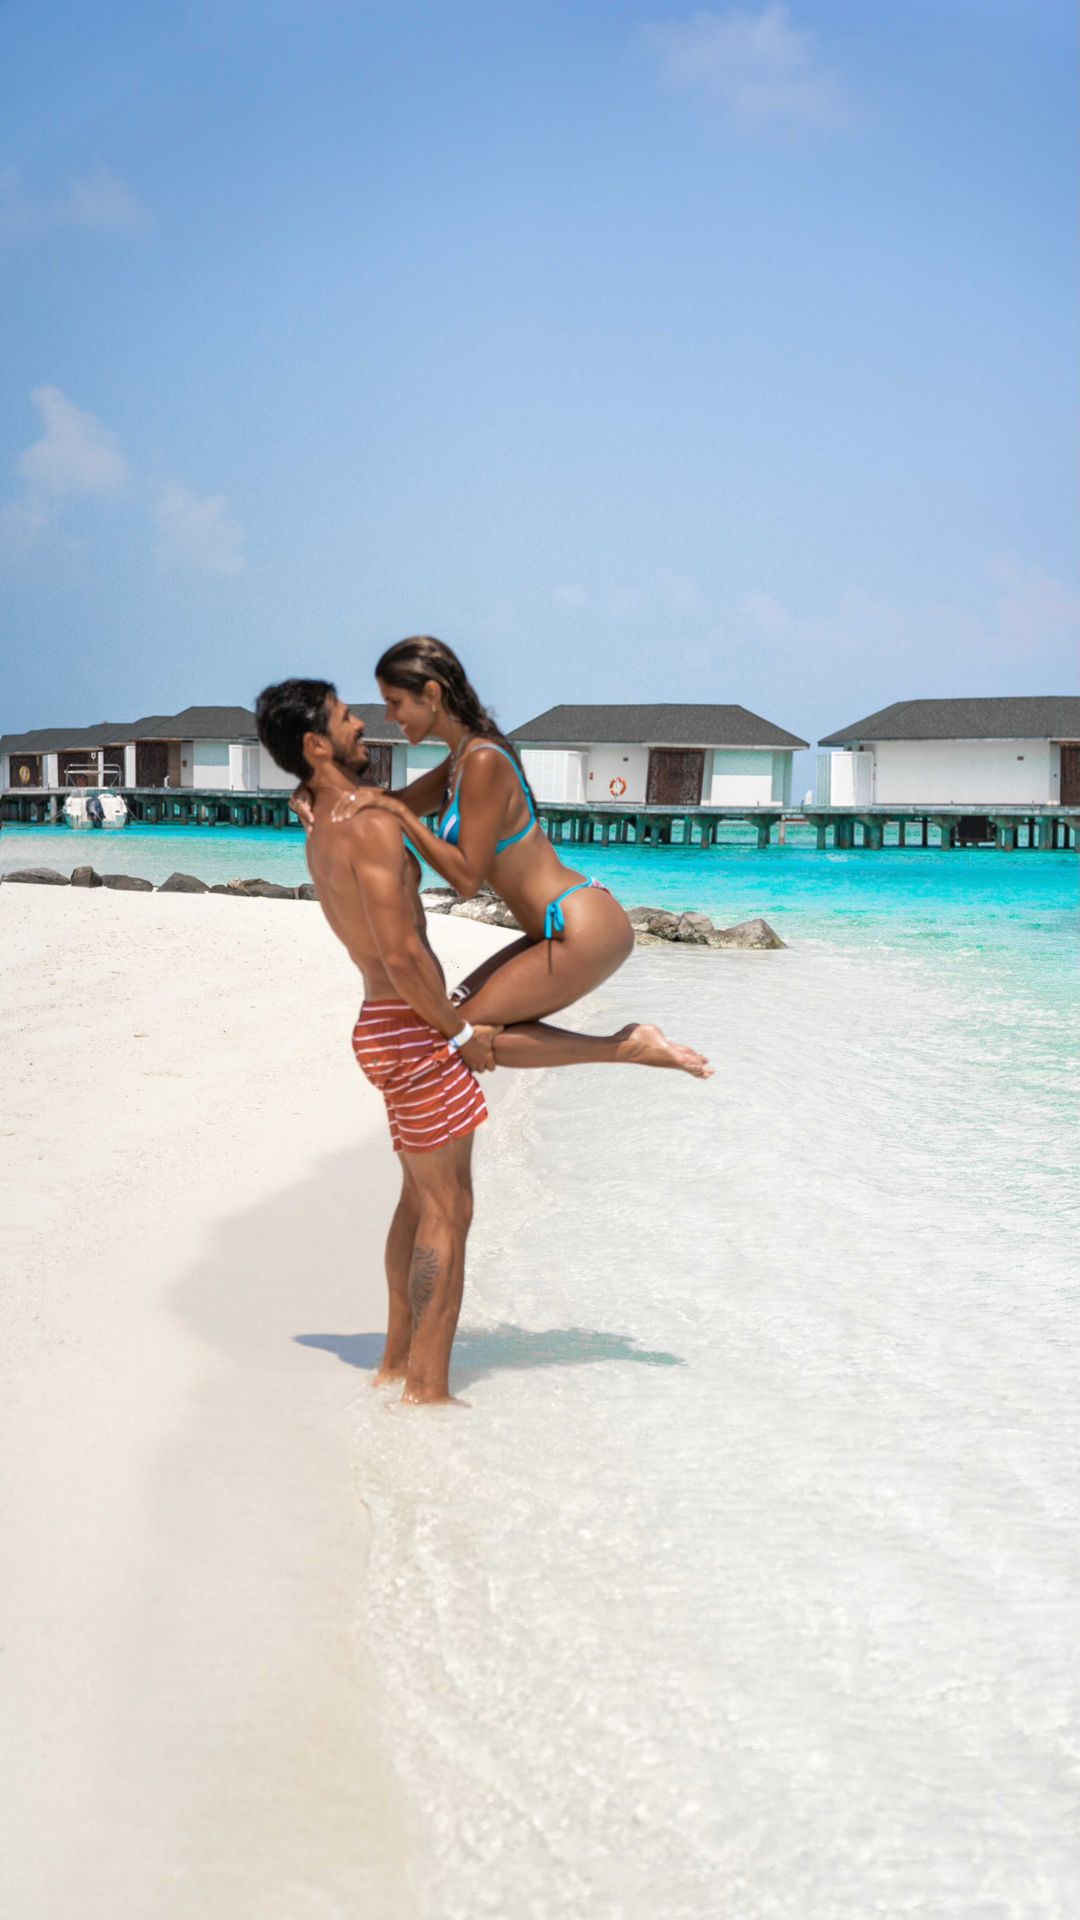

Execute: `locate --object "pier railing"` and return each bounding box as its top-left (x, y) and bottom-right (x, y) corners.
top-left (1, 788), bottom-right (1076, 850)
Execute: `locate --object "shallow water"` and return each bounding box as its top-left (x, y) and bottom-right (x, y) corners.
top-left (352, 916), bottom-right (1078, 1918)
top-left (3, 818), bottom-right (1075, 950)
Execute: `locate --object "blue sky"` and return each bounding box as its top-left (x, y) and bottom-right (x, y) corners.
top-left (1, 0), bottom-right (1075, 764)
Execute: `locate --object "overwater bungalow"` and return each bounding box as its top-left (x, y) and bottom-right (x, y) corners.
top-left (0, 701), bottom-right (447, 797)
top-left (344, 706), bottom-right (447, 790)
top-left (510, 705), bottom-right (808, 808)
top-left (1, 707), bottom-right (272, 792)
top-left (816, 697), bottom-right (1080, 808)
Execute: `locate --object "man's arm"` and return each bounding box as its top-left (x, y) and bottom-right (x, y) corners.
top-left (348, 811), bottom-right (496, 1066)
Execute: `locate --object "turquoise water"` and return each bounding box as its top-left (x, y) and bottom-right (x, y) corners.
top-left (3, 819), bottom-right (1075, 948)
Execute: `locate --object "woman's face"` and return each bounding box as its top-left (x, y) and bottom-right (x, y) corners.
top-left (378, 676), bottom-right (439, 745)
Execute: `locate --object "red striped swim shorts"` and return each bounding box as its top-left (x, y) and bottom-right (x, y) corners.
top-left (351, 1000), bottom-right (488, 1155)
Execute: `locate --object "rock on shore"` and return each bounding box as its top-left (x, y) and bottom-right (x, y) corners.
top-left (0, 867), bottom-right (784, 947)
top-left (430, 889), bottom-right (785, 948)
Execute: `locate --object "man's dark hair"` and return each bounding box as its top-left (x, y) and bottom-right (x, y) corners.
top-left (255, 679), bottom-right (336, 780)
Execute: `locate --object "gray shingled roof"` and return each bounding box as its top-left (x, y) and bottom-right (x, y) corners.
top-left (511, 703), bottom-right (807, 749)
top-left (2, 706), bottom-right (260, 752)
top-left (1, 699), bottom-right (410, 754)
top-left (126, 705), bottom-right (260, 740)
top-left (819, 696), bottom-right (1080, 746)
top-left (1, 721), bottom-right (133, 754)
top-left (346, 703), bottom-right (407, 742)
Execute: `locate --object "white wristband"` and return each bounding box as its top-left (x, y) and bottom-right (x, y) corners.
top-left (448, 1021), bottom-right (474, 1052)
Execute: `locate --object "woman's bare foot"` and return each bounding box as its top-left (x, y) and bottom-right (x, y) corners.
top-left (614, 1023), bottom-right (713, 1078)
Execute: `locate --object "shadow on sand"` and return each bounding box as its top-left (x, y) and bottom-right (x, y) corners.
top-left (296, 1324), bottom-right (684, 1386)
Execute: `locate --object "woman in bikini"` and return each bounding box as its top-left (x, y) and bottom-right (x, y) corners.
top-left (315, 635), bottom-right (708, 1077)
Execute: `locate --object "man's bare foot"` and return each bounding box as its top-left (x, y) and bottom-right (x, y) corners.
top-left (614, 1023), bottom-right (713, 1078)
top-left (385, 1391), bottom-right (470, 1412)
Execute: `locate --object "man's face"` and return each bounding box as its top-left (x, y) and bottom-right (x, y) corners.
top-left (320, 696), bottom-right (369, 776)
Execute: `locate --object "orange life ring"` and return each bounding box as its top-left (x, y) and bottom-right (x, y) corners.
top-left (609, 776), bottom-right (627, 799)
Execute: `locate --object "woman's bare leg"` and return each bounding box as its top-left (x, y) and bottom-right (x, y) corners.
top-left (449, 933), bottom-right (533, 1004)
top-left (446, 893), bottom-right (710, 1075)
top-left (457, 889), bottom-right (634, 1024)
top-left (492, 1021), bottom-right (711, 1077)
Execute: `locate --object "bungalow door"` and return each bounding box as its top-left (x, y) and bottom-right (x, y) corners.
top-left (1061, 744), bottom-right (1080, 806)
top-left (646, 749), bottom-right (705, 806)
top-left (135, 740), bottom-right (170, 787)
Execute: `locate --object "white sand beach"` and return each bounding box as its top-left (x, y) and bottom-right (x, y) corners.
top-left (0, 885), bottom-right (511, 1920)
top-left (3, 880), bottom-right (1077, 1920)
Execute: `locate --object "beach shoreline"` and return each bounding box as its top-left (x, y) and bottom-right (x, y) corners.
top-left (3, 880), bottom-right (1076, 1918)
top-left (0, 886), bottom-right (514, 1919)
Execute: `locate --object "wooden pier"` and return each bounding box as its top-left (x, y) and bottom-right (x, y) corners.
top-left (533, 802), bottom-right (1078, 852)
top-left (2, 789), bottom-right (1077, 850)
top-left (1, 787), bottom-right (299, 829)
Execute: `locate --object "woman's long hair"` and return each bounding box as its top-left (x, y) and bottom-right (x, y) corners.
top-left (375, 635), bottom-right (537, 811)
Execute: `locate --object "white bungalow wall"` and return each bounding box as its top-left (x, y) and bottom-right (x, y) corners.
top-left (258, 745), bottom-right (297, 790)
top-left (403, 739), bottom-right (449, 787)
top-left (518, 744), bottom-right (789, 807)
top-left (584, 745), bottom-right (647, 803)
top-left (872, 739), bottom-right (1055, 805)
top-left (229, 743), bottom-right (261, 790)
top-left (520, 748), bottom-right (589, 804)
top-left (177, 740), bottom-right (231, 788)
top-left (707, 749), bottom-right (775, 806)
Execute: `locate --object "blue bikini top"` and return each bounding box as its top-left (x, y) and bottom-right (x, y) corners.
top-left (439, 740), bottom-right (537, 855)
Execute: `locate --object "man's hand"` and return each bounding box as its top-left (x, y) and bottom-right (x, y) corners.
top-left (330, 788), bottom-right (404, 825)
top-left (457, 1024), bottom-right (500, 1073)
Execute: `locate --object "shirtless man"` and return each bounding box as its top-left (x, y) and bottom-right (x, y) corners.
top-left (256, 678), bottom-right (503, 1407)
top-left (255, 678), bottom-right (709, 1405)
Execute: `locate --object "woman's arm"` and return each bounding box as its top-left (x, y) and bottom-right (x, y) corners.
top-left (387, 758), bottom-right (450, 818)
top-left (340, 750), bottom-right (511, 897)
top-left (293, 757), bottom-right (448, 834)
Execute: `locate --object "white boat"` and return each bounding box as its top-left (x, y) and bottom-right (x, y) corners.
top-left (63, 790), bottom-right (129, 831)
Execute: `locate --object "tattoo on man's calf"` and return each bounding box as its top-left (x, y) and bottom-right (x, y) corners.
top-left (408, 1245), bottom-right (439, 1328)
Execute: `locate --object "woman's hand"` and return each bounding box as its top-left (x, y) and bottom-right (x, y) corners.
top-left (329, 788), bottom-right (406, 826)
top-left (290, 784), bottom-right (315, 833)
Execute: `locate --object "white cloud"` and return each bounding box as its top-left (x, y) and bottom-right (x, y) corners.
top-left (555, 582), bottom-right (591, 609)
top-left (739, 565), bottom-right (1079, 674)
top-left (639, 3), bottom-right (849, 132)
top-left (153, 483), bottom-right (246, 576)
top-left (3, 385), bottom-right (129, 539)
top-left (19, 385), bottom-right (129, 500)
top-left (0, 164), bottom-right (150, 243)
top-left (60, 165), bottom-right (150, 233)
top-left (2, 390), bottom-right (247, 580)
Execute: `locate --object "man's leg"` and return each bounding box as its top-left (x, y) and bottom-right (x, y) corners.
top-left (398, 1133), bottom-right (475, 1406)
top-left (373, 1161), bottom-right (419, 1387)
